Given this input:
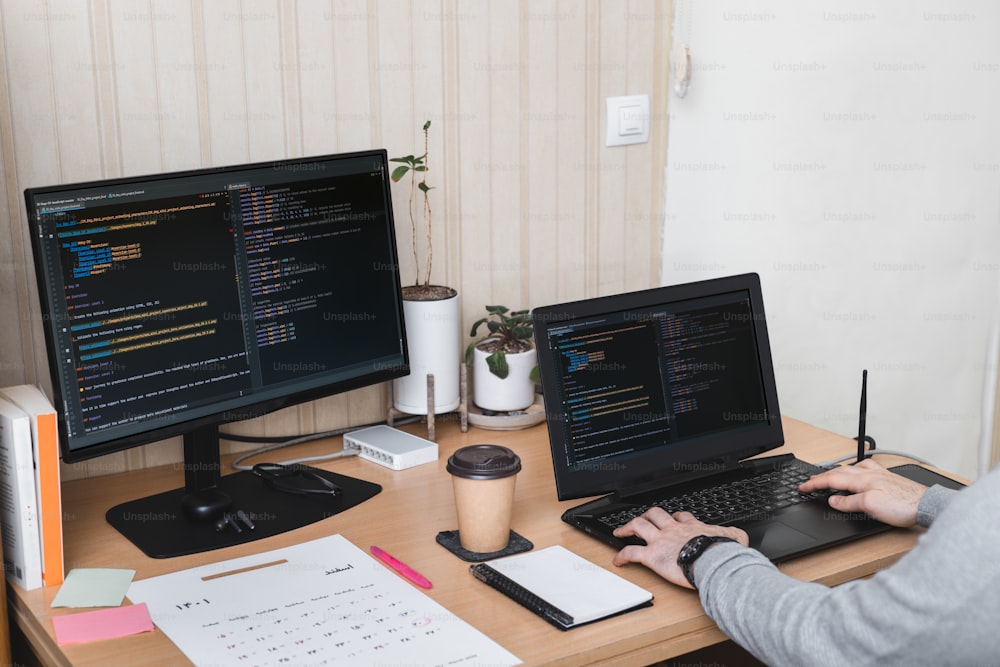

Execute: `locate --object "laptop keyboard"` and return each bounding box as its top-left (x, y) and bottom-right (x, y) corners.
top-left (597, 464), bottom-right (834, 529)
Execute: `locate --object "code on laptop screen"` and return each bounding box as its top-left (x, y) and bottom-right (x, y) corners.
top-left (534, 274), bottom-right (783, 500)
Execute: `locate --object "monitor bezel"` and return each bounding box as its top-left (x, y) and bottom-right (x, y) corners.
top-left (532, 273), bottom-right (784, 501)
top-left (26, 149), bottom-right (409, 464)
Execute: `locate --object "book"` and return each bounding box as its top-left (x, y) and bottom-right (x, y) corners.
top-left (469, 545), bottom-right (653, 630)
top-left (0, 396), bottom-right (43, 590)
top-left (0, 385), bottom-right (64, 587)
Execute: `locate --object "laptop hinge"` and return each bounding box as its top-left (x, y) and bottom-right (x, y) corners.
top-left (615, 453), bottom-right (796, 502)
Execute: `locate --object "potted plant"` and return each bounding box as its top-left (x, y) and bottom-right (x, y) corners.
top-left (390, 121), bottom-right (461, 416)
top-left (465, 305), bottom-right (540, 413)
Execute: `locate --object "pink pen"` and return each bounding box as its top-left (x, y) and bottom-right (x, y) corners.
top-left (370, 546), bottom-right (433, 589)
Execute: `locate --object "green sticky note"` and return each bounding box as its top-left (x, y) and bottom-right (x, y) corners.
top-left (51, 568), bottom-right (137, 608)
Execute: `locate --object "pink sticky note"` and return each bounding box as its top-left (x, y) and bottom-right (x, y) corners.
top-left (53, 603), bottom-right (155, 646)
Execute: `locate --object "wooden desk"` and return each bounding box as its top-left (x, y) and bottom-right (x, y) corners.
top-left (7, 416), bottom-right (954, 666)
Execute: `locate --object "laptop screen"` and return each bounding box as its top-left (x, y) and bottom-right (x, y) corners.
top-left (533, 273), bottom-right (784, 500)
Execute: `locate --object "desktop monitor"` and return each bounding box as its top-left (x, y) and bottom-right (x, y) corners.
top-left (25, 149), bottom-right (408, 557)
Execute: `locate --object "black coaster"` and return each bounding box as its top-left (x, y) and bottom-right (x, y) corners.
top-left (436, 529), bottom-right (533, 562)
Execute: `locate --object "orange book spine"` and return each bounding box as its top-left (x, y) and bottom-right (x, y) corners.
top-left (36, 410), bottom-right (63, 587)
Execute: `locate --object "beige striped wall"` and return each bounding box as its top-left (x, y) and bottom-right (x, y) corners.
top-left (0, 0), bottom-right (670, 480)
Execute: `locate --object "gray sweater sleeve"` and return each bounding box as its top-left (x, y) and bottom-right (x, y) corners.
top-left (915, 483), bottom-right (956, 527)
top-left (693, 469), bottom-right (1000, 666)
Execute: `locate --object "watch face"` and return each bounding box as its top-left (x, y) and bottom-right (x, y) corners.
top-left (679, 535), bottom-right (712, 564)
top-left (678, 535), bottom-right (735, 588)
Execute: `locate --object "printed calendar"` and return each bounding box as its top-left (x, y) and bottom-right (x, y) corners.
top-left (127, 534), bottom-right (520, 666)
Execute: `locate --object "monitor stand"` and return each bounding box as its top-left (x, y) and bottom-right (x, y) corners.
top-left (106, 425), bottom-right (381, 558)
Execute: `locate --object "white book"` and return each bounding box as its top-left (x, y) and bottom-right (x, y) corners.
top-left (0, 396), bottom-right (43, 590)
top-left (470, 545), bottom-right (653, 629)
top-left (0, 384), bottom-right (64, 586)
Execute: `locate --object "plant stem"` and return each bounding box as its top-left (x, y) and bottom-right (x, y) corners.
top-left (408, 166), bottom-right (419, 287)
top-left (423, 193), bottom-right (433, 286)
top-left (421, 124), bottom-right (432, 286)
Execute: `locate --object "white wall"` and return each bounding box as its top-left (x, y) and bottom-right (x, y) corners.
top-left (663, 1), bottom-right (1000, 480)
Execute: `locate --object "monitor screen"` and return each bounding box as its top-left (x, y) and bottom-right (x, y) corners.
top-left (532, 273), bottom-right (783, 500)
top-left (25, 149), bottom-right (408, 557)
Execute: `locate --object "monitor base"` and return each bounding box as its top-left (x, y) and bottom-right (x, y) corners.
top-left (106, 466), bottom-right (381, 558)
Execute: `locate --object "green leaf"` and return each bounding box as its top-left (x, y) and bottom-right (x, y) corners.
top-left (468, 317), bottom-right (488, 337)
top-left (486, 351), bottom-right (509, 379)
top-left (464, 341), bottom-right (477, 365)
top-left (423, 120), bottom-right (432, 131)
top-left (529, 364), bottom-right (541, 384)
top-left (417, 182), bottom-right (434, 193)
top-left (390, 165), bottom-right (410, 182)
top-left (510, 325), bottom-right (533, 340)
top-left (486, 305), bottom-right (508, 314)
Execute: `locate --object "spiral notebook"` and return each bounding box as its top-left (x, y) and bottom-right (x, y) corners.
top-left (469, 545), bottom-right (653, 630)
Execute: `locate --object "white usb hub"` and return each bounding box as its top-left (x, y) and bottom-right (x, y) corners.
top-left (342, 425), bottom-right (438, 470)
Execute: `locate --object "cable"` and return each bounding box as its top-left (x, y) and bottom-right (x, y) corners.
top-left (817, 449), bottom-right (939, 469)
top-left (218, 433), bottom-right (300, 444)
top-left (814, 433), bottom-right (939, 469)
top-left (224, 415), bottom-right (422, 471)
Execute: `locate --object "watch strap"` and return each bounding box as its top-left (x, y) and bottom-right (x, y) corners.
top-left (677, 535), bottom-right (737, 589)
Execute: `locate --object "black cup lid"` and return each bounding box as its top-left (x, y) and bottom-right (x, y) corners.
top-left (447, 445), bottom-right (521, 480)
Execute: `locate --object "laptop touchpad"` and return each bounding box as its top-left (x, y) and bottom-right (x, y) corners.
top-left (745, 520), bottom-right (817, 555)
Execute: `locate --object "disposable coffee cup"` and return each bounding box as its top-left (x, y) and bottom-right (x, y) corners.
top-left (447, 444), bottom-right (522, 553)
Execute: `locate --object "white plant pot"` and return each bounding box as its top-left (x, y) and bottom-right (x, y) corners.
top-left (393, 291), bottom-right (461, 414)
top-left (472, 346), bottom-right (537, 412)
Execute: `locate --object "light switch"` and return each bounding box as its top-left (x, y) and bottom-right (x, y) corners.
top-left (606, 94), bottom-right (649, 146)
top-left (619, 106), bottom-right (642, 135)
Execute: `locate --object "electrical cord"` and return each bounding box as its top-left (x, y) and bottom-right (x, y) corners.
top-left (814, 433), bottom-right (939, 469)
top-left (223, 415), bottom-right (422, 471)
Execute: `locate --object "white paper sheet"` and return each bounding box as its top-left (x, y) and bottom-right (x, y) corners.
top-left (127, 534), bottom-right (520, 666)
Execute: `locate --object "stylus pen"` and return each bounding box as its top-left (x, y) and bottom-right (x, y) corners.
top-left (856, 369), bottom-right (868, 464)
top-left (370, 546), bottom-right (433, 589)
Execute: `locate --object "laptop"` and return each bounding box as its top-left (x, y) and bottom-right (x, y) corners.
top-left (532, 273), bottom-right (891, 562)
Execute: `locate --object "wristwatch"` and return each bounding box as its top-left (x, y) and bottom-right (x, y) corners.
top-left (677, 535), bottom-right (737, 589)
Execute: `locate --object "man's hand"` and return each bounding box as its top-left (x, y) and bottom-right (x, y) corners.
top-left (611, 508), bottom-right (749, 589)
top-left (799, 459), bottom-right (928, 528)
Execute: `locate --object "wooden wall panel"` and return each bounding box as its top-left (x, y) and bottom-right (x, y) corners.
top-left (551, 8), bottom-right (587, 305)
top-left (202, 0), bottom-right (251, 166)
top-left (454, 4), bottom-right (492, 317)
top-left (150, 2), bottom-right (204, 172)
top-left (523, 0), bottom-right (560, 312)
top-left (625, 0), bottom-right (666, 294)
top-left (110, 3), bottom-right (162, 176)
top-left (0, 0), bottom-right (670, 479)
top-left (243, 1), bottom-right (290, 163)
